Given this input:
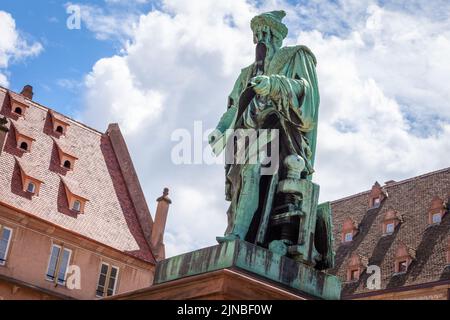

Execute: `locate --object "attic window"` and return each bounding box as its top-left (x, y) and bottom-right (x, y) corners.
top-left (342, 218), bottom-right (358, 244)
top-left (13, 125), bottom-right (35, 152)
top-left (373, 197), bottom-right (381, 208)
top-left (14, 107), bottom-right (23, 116)
top-left (27, 181), bottom-right (36, 194)
top-left (63, 160), bottom-right (72, 169)
top-left (428, 197), bottom-right (445, 225)
top-left (49, 111), bottom-right (69, 136)
top-left (344, 232), bottom-right (353, 242)
top-left (9, 91), bottom-right (30, 118)
top-left (394, 243), bottom-right (415, 275)
top-left (385, 222), bottom-right (395, 234)
top-left (368, 182), bottom-right (386, 208)
top-left (20, 142), bottom-right (28, 151)
top-left (60, 176), bottom-right (88, 214)
top-left (397, 260), bottom-right (408, 273)
top-left (72, 200), bottom-right (81, 212)
top-left (15, 158), bottom-right (43, 196)
top-left (349, 269), bottom-right (359, 281)
top-left (346, 254), bottom-right (367, 282)
top-left (53, 138), bottom-right (77, 171)
top-left (382, 210), bottom-right (402, 236)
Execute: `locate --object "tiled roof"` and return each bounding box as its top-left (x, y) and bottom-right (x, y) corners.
top-left (330, 167), bottom-right (450, 296)
top-left (0, 87), bottom-right (155, 264)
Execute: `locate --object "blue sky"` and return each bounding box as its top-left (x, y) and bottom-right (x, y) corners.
top-left (1, 0), bottom-right (449, 257)
top-left (1, 0), bottom-right (141, 115)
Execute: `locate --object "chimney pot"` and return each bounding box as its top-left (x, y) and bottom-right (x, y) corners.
top-left (20, 85), bottom-right (34, 100)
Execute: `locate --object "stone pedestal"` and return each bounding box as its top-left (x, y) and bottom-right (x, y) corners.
top-left (112, 240), bottom-right (341, 300)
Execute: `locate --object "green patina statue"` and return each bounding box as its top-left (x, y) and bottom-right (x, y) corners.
top-left (209, 10), bottom-right (335, 270)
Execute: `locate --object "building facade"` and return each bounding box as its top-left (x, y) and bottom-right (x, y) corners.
top-left (330, 168), bottom-right (450, 300)
top-left (0, 85), bottom-right (171, 300)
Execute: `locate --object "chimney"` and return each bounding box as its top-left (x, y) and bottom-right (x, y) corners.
top-left (151, 188), bottom-right (172, 261)
top-left (20, 85), bottom-right (34, 100)
top-left (0, 117), bottom-right (9, 156)
top-left (384, 180), bottom-right (396, 186)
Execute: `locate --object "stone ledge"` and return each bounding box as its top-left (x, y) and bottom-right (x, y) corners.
top-left (154, 240), bottom-right (341, 300)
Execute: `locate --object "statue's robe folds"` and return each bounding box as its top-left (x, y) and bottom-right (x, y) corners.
top-left (216, 45), bottom-right (319, 238)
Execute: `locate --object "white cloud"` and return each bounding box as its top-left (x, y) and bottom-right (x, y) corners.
top-left (80, 0), bottom-right (450, 257)
top-left (0, 11), bottom-right (43, 87)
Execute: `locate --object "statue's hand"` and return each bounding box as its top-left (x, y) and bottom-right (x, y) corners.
top-left (251, 75), bottom-right (271, 96)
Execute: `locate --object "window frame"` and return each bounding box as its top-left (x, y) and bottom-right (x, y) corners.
top-left (45, 244), bottom-right (72, 286)
top-left (0, 225), bottom-right (13, 266)
top-left (96, 262), bottom-right (120, 298)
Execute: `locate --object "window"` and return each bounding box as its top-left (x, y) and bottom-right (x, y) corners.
top-left (385, 222), bottom-right (395, 234)
top-left (46, 245), bottom-right (72, 285)
top-left (373, 197), bottom-right (381, 208)
top-left (19, 142), bottom-right (28, 151)
top-left (63, 160), bottom-right (72, 169)
top-left (432, 213), bottom-right (442, 224)
top-left (26, 181), bottom-right (36, 194)
top-left (350, 269), bottom-right (359, 281)
top-left (0, 226), bottom-right (13, 266)
top-left (14, 107), bottom-right (23, 115)
top-left (398, 260), bottom-right (408, 273)
top-left (56, 126), bottom-right (64, 134)
top-left (344, 232), bottom-right (353, 242)
top-left (96, 263), bottom-right (119, 297)
top-left (72, 200), bottom-right (81, 212)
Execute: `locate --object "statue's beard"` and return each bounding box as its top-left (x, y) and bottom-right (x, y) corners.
top-left (255, 42), bottom-right (267, 73)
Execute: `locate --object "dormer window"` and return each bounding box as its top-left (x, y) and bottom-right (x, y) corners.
top-left (346, 254), bottom-right (367, 282)
top-left (53, 138), bottom-right (77, 171)
top-left (428, 197), bottom-right (445, 225)
top-left (368, 182), bottom-right (386, 208)
top-left (12, 123), bottom-right (35, 152)
top-left (49, 111), bottom-right (69, 136)
top-left (8, 91), bottom-right (30, 118)
top-left (394, 243), bottom-right (415, 275)
top-left (382, 210), bottom-right (402, 235)
top-left (60, 176), bottom-right (88, 214)
top-left (15, 157), bottom-right (43, 197)
top-left (342, 218), bottom-right (358, 243)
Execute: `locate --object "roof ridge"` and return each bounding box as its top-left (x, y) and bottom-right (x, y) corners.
top-left (330, 166), bottom-right (450, 204)
top-left (0, 86), bottom-right (105, 136)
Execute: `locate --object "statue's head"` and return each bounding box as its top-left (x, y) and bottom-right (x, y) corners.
top-left (251, 10), bottom-right (288, 60)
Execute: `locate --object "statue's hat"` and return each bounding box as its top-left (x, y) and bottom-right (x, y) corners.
top-left (251, 10), bottom-right (288, 40)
